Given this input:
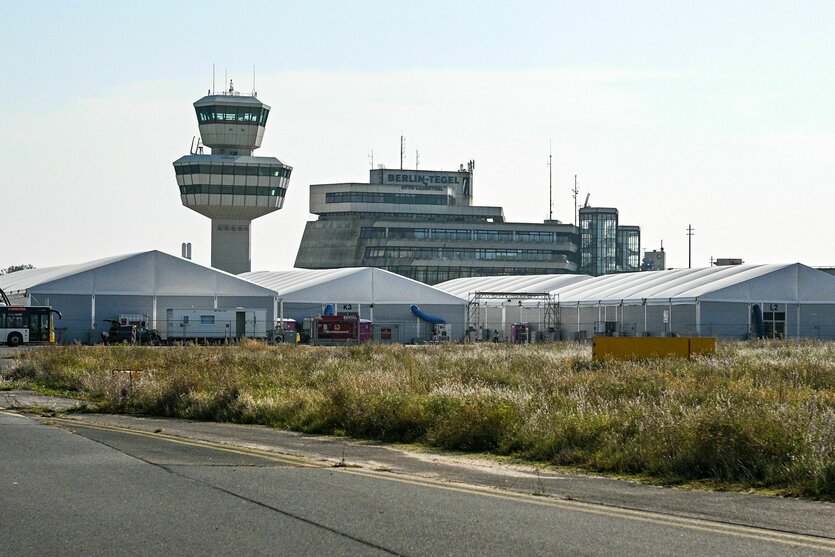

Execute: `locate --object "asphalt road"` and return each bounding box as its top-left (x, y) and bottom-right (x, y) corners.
top-left (1, 411), bottom-right (834, 556)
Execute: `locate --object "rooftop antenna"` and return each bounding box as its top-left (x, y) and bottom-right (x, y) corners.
top-left (212, 63), bottom-right (216, 95)
top-left (416, 148), bottom-right (420, 170)
top-left (571, 174), bottom-right (579, 226)
top-left (400, 134), bottom-right (405, 170)
top-left (548, 139), bottom-right (553, 221)
top-left (368, 149), bottom-right (374, 169)
top-left (252, 65), bottom-right (256, 97)
top-left (686, 224), bottom-right (695, 269)
top-left (224, 68), bottom-right (227, 94)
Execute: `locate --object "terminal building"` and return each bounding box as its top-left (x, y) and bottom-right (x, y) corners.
top-left (295, 163), bottom-right (639, 284)
top-left (173, 82), bottom-right (292, 274)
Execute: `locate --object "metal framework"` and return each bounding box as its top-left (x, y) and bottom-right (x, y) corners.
top-left (466, 291), bottom-right (559, 335)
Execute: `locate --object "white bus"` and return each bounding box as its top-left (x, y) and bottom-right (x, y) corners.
top-left (0, 306), bottom-right (63, 346)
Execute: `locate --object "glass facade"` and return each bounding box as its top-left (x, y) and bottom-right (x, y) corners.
top-left (365, 246), bottom-right (569, 263)
top-left (382, 265), bottom-right (563, 285)
top-left (195, 105), bottom-right (269, 126)
top-left (326, 192), bottom-right (453, 206)
top-left (579, 208), bottom-right (618, 276)
top-left (359, 227), bottom-right (558, 243)
top-left (175, 163), bottom-right (290, 178)
top-left (616, 226), bottom-right (641, 272)
top-left (324, 212), bottom-right (496, 223)
top-left (179, 184), bottom-right (286, 197)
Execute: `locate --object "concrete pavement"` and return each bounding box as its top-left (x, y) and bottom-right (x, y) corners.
top-left (1, 409), bottom-right (833, 556)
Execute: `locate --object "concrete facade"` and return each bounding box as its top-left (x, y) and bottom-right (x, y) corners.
top-left (295, 165), bottom-right (582, 284)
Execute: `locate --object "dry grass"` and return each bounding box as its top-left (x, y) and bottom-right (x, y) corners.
top-left (7, 339), bottom-right (835, 498)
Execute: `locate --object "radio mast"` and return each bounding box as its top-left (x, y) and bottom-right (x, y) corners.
top-left (572, 175), bottom-right (579, 226)
top-left (548, 139), bottom-right (553, 221)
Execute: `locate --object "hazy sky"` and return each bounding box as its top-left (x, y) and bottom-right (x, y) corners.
top-left (2, 1), bottom-right (834, 271)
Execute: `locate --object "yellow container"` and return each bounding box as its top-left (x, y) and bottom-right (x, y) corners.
top-left (592, 336), bottom-right (715, 361)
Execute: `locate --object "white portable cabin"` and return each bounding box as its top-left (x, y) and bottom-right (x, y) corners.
top-left (165, 308), bottom-right (267, 340)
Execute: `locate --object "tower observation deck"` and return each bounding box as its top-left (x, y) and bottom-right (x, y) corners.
top-left (173, 81), bottom-right (292, 274)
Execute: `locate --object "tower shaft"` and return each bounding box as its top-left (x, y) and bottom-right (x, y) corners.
top-left (211, 219), bottom-right (252, 275)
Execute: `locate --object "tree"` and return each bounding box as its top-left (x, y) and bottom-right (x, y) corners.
top-left (0, 264), bottom-right (35, 276)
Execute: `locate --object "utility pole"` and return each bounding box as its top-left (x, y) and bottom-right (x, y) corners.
top-left (686, 224), bottom-right (695, 269)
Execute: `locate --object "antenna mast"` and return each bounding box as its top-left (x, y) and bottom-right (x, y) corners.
top-left (212, 63), bottom-right (216, 95)
top-left (252, 65), bottom-right (256, 96)
top-left (400, 134), bottom-right (405, 170)
top-left (368, 149), bottom-right (374, 169)
top-left (416, 149), bottom-right (420, 170)
top-left (572, 175), bottom-right (579, 226)
top-left (548, 139), bottom-right (553, 221)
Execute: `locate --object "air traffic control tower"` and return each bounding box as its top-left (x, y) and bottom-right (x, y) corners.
top-left (173, 81), bottom-right (292, 274)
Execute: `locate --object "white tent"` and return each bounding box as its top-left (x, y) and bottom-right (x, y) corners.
top-left (437, 264), bottom-right (835, 339)
top-left (436, 274), bottom-right (590, 299)
top-left (243, 267), bottom-right (465, 304)
top-left (0, 251), bottom-right (278, 343)
top-left (242, 268), bottom-right (467, 342)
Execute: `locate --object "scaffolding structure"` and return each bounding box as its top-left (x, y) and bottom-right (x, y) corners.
top-left (466, 291), bottom-right (559, 338)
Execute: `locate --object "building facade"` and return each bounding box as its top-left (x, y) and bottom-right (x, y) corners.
top-left (295, 164), bottom-right (582, 284)
top-left (616, 225), bottom-right (641, 272)
top-left (173, 82), bottom-right (292, 274)
top-left (579, 207), bottom-right (618, 276)
top-left (578, 208), bottom-right (641, 276)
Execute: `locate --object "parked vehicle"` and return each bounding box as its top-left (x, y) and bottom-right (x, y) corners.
top-left (0, 287), bottom-right (62, 346)
top-left (165, 308), bottom-right (267, 341)
top-left (308, 314), bottom-right (371, 345)
top-left (100, 320), bottom-right (162, 345)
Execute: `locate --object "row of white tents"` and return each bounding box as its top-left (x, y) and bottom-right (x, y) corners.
top-left (1, 250), bottom-right (834, 342)
top-left (436, 264), bottom-right (835, 340)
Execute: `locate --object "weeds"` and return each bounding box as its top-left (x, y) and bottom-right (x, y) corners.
top-left (7, 340), bottom-right (835, 498)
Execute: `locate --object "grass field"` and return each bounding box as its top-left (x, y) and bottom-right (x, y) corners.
top-left (5, 340), bottom-right (834, 498)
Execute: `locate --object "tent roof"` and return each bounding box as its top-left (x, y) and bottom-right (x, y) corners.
top-left (436, 264), bottom-right (835, 306)
top-left (242, 268), bottom-right (466, 304)
top-left (435, 274), bottom-right (590, 298)
top-left (0, 251), bottom-right (277, 298)
top-left (554, 263), bottom-right (835, 305)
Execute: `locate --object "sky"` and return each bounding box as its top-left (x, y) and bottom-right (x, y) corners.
top-left (2, 0), bottom-right (834, 271)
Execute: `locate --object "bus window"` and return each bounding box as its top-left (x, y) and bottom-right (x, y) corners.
top-left (7, 313), bottom-right (23, 328)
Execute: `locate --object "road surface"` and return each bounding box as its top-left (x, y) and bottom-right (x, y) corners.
top-left (1, 410), bottom-right (833, 556)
